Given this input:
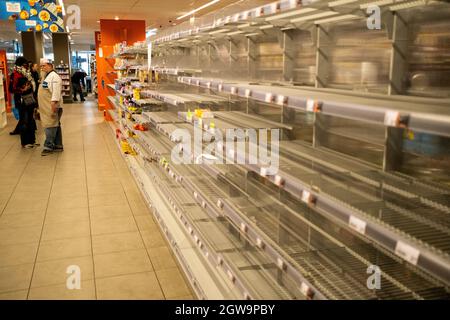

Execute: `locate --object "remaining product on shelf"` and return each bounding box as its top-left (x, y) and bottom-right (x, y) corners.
top-left (55, 62), bottom-right (71, 100)
top-left (0, 70), bottom-right (7, 129)
top-left (91, 54), bottom-right (98, 97)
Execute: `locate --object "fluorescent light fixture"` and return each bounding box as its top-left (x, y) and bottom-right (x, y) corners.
top-left (390, 0), bottom-right (427, 11)
top-left (114, 16), bottom-right (119, 20)
top-left (227, 30), bottom-right (244, 36)
top-left (265, 8), bottom-right (316, 21)
top-left (260, 24), bottom-right (274, 30)
top-left (360, 0), bottom-right (394, 9)
top-left (58, 0), bottom-right (66, 16)
top-left (238, 23), bottom-right (251, 29)
top-left (291, 11), bottom-right (338, 23)
top-left (328, 0), bottom-right (358, 7)
top-left (209, 29), bottom-right (229, 35)
top-left (245, 32), bottom-right (260, 37)
top-left (314, 14), bottom-right (359, 24)
top-left (177, 0), bottom-right (221, 20)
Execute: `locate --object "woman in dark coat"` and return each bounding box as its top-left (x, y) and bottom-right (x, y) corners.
top-left (16, 77), bottom-right (38, 148)
top-left (10, 57), bottom-right (36, 135)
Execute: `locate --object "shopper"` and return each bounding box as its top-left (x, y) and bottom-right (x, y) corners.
top-left (29, 61), bottom-right (40, 97)
top-left (38, 59), bottom-right (64, 156)
top-left (9, 57), bottom-right (36, 135)
top-left (16, 77), bottom-right (38, 148)
top-left (71, 68), bottom-right (87, 102)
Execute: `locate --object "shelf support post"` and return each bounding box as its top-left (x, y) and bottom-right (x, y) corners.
top-left (388, 11), bottom-right (409, 96)
top-left (283, 29), bottom-right (295, 82)
top-left (314, 25), bottom-right (331, 88)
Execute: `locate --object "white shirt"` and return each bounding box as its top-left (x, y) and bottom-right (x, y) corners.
top-left (43, 70), bottom-right (63, 104)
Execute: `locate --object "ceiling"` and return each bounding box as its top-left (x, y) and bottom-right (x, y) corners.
top-left (0, 0), bottom-right (273, 50)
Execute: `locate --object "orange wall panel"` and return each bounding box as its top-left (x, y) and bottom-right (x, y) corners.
top-left (96, 20), bottom-right (146, 120)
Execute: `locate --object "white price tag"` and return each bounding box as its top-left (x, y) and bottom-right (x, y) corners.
top-left (240, 223), bottom-right (248, 233)
top-left (217, 256), bottom-right (223, 265)
top-left (300, 283), bottom-right (310, 296)
top-left (218, 84), bottom-right (223, 92)
top-left (395, 241), bottom-right (420, 265)
top-left (301, 190), bottom-right (312, 203)
top-left (349, 216), bottom-right (367, 234)
top-left (274, 175), bottom-right (284, 187)
top-left (276, 95), bottom-right (286, 106)
top-left (265, 93), bottom-right (273, 103)
top-left (216, 199), bottom-right (224, 208)
top-left (187, 79), bottom-right (192, 84)
top-left (227, 270), bottom-right (235, 282)
top-left (256, 238), bottom-right (265, 249)
top-left (277, 258), bottom-right (286, 270)
top-left (384, 111), bottom-right (400, 127)
top-left (306, 99), bottom-right (315, 112)
top-left (260, 167), bottom-right (268, 177)
top-left (25, 20), bottom-right (37, 26)
top-left (206, 82), bottom-right (211, 88)
top-left (6, 2), bottom-right (21, 12)
top-left (231, 87), bottom-right (237, 95)
top-left (245, 89), bottom-right (251, 97)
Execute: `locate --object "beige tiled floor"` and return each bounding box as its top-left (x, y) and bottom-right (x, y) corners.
top-left (0, 99), bottom-right (194, 300)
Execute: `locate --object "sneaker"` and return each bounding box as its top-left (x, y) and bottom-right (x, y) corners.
top-left (9, 131), bottom-right (19, 135)
top-left (41, 149), bottom-right (53, 156)
top-left (54, 146), bottom-right (64, 152)
top-left (34, 143), bottom-right (41, 147)
top-left (24, 144), bottom-right (35, 149)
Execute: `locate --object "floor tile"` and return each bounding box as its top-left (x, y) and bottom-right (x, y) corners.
top-left (0, 211), bottom-right (45, 229)
top-left (47, 195), bottom-right (88, 211)
top-left (0, 226), bottom-right (42, 246)
top-left (147, 246), bottom-right (178, 271)
top-left (156, 267), bottom-right (192, 299)
top-left (91, 216), bottom-right (137, 236)
top-left (0, 243), bottom-right (39, 268)
top-left (89, 204), bottom-right (133, 219)
top-left (31, 256), bottom-right (94, 288)
top-left (96, 272), bottom-right (164, 300)
top-left (2, 197), bottom-right (48, 215)
top-left (94, 249), bottom-right (153, 278)
top-left (140, 230), bottom-right (167, 249)
top-left (0, 264), bottom-right (34, 293)
top-left (44, 207), bottom-right (90, 225)
top-left (37, 236), bottom-right (92, 262)
top-left (0, 290), bottom-right (28, 300)
top-left (92, 231), bottom-right (144, 255)
top-left (41, 221), bottom-right (90, 241)
top-left (28, 280), bottom-right (95, 300)
top-left (134, 215), bottom-right (158, 232)
top-left (88, 192), bottom-right (128, 207)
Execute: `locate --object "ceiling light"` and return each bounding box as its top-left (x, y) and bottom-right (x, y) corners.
top-left (260, 25), bottom-right (274, 30)
top-left (226, 30), bottom-right (244, 36)
top-left (177, 0), bottom-right (221, 20)
top-left (291, 11), bottom-right (338, 23)
top-left (389, 0), bottom-right (427, 11)
top-left (96, 20), bottom-right (100, 23)
top-left (314, 14), bottom-right (359, 24)
top-left (58, 0), bottom-right (66, 16)
top-left (360, 0), bottom-right (394, 9)
top-left (265, 8), bottom-right (316, 21)
top-left (209, 29), bottom-right (229, 35)
top-left (115, 16), bottom-right (119, 20)
top-left (328, 0), bottom-right (359, 7)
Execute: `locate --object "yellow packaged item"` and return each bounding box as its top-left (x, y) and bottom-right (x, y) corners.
top-left (133, 89), bottom-right (140, 100)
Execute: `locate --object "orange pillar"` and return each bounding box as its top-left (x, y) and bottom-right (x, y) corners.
top-left (97, 20), bottom-right (146, 120)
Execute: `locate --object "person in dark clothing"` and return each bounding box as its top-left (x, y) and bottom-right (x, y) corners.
top-left (16, 77), bottom-right (38, 148)
top-left (10, 57), bottom-right (36, 135)
top-left (29, 61), bottom-right (40, 97)
top-left (71, 69), bottom-right (87, 102)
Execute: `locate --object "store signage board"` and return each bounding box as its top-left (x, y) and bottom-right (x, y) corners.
top-left (0, 0), bottom-right (64, 33)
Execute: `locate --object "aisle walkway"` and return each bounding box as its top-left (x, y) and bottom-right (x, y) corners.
top-left (0, 99), bottom-right (194, 300)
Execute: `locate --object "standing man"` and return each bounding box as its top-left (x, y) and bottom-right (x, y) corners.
top-left (71, 68), bottom-right (87, 102)
top-left (38, 59), bottom-right (64, 156)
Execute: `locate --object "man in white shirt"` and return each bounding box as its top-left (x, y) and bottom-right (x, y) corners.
top-left (38, 59), bottom-right (64, 156)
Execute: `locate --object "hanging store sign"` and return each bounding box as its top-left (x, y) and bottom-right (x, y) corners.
top-left (0, 0), bottom-right (64, 33)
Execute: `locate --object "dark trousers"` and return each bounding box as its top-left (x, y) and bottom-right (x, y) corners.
top-left (44, 108), bottom-right (63, 150)
top-left (12, 94), bottom-right (24, 134)
top-left (72, 83), bottom-right (85, 101)
top-left (20, 105), bottom-right (37, 146)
